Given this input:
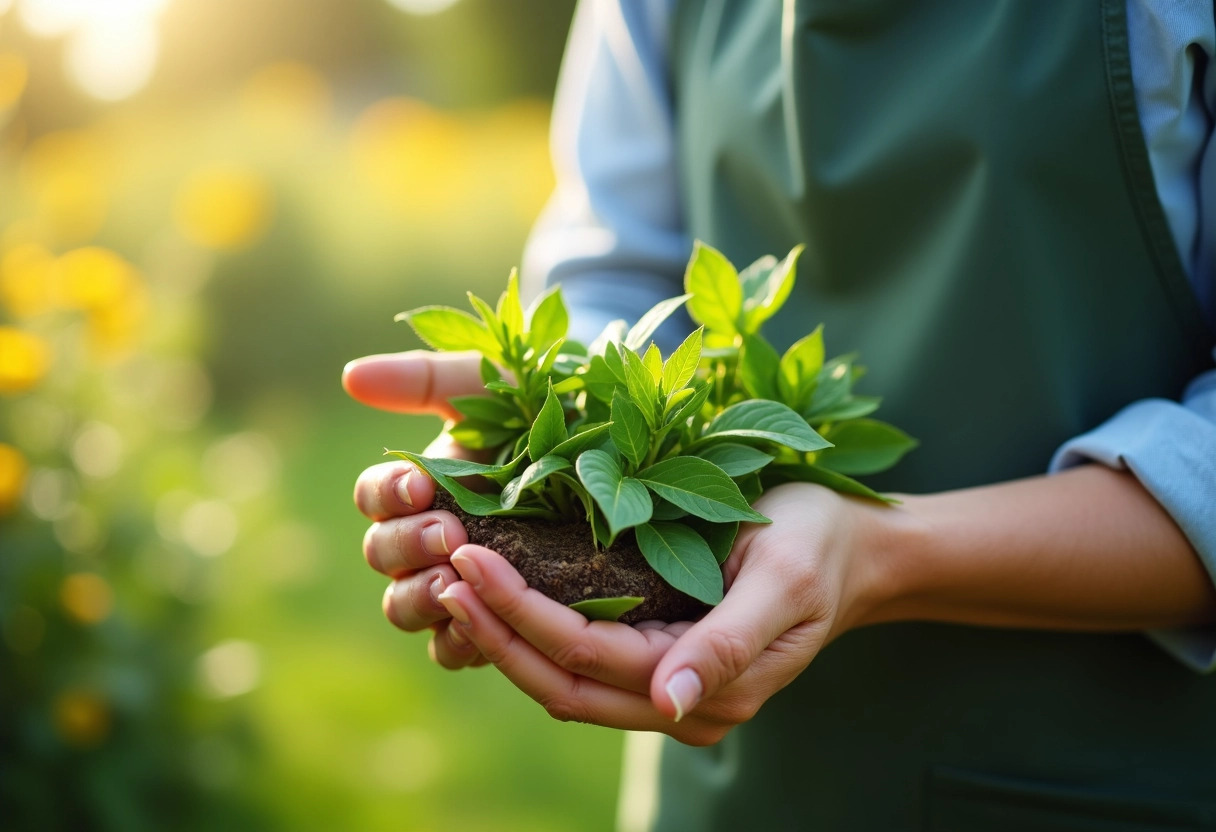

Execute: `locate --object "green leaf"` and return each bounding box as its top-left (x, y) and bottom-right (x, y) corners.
top-left (650, 500), bottom-right (688, 521)
top-left (467, 292), bottom-right (501, 335)
top-left (662, 327), bottom-right (703, 394)
top-left (449, 419), bottom-right (517, 450)
top-left (588, 319), bottom-right (628, 357)
top-left (778, 326), bottom-right (824, 413)
top-left (552, 376), bottom-right (585, 395)
top-left (740, 333), bottom-right (780, 400)
top-left (582, 355), bottom-right (623, 403)
top-left (550, 422), bottom-right (613, 459)
top-left (610, 390), bottom-right (651, 469)
top-left (807, 395), bottom-right (881, 424)
top-left (740, 245), bottom-right (802, 333)
top-left (766, 462), bottom-right (896, 503)
top-left (636, 522), bottom-right (724, 605)
top-left (602, 341), bottom-right (628, 380)
top-left (575, 450), bottom-right (653, 542)
top-left (500, 455), bottom-right (571, 509)
top-left (636, 456), bottom-right (769, 524)
top-left (684, 241), bottom-right (742, 337)
top-left (642, 343), bottom-right (664, 384)
top-left (622, 348), bottom-right (660, 426)
top-left (738, 254), bottom-right (777, 310)
top-left (396, 306), bottom-right (501, 358)
top-left (569, 596), bottom-right (646, 622)
top-left (697, 443), bottom-right (775, 477)
top-left (537, 337), bottom-right (566, 377)
top-left (528, 383), bottom-right (567, 461)
top-left (684, 517), bottom-right (739, 565)
top-left (806, 355), bottom-right (858, 419)
top-left (479, 356), bottom-right (502, 385)
top-left (666, 379), bottom-right (712, 429)
top-left (451, 395), bottom-right (520, 425)
top-left (526, 285), bottom-right (568, 353)
top-left (699, 400), bottom-right (832, 453)
top-left (497, 268), bottom-right (525, 340)
top-left (817, 419), bottom-right (918, 475)
top-left (624, 293), bottom-right (693, 351)
top-left (390, 452), bottom-right (516, 517)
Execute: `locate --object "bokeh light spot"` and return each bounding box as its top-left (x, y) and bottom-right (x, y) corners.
top-left (19, 129), bottom-right (110, 243)
top-left (0, 52), bottom-right (29, 111)
top-left (0, 242), bottom-right (56, 319)
top-left (174, 167), bottom-right (273, 251)
top-left (66, 15), bottom-right (158, 102)
top-left (60, 571), bottom-right (114, 624)
top-left (180, 498), bottom-right (237, 557)
top-left (384, 0), bottom-right (461, 15)
top-left (0, 441), bottom-right (28, 514)
top-left (0, 326), bottom-right (51, 393)
top-left (198, 639), bottom-right (260, 699)
top-left (52, 687), bottom-right (111, 747)
top-left (201, 432), bottom-right (278, 502)
top-left (71, 421), bottom-right (124, 479)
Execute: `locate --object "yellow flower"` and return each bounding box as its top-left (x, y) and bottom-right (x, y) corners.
top-left (0, 327), bottom-right (51, 393)
top-left (52, 246), bottom-right (139, 311)
top-left (0, 442), bottom-right (27, 514)
top-left (174, 167), bottom-right (273, 251)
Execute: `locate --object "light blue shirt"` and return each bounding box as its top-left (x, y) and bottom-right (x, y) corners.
top-left (523, 0), bottom-right (1216, 670)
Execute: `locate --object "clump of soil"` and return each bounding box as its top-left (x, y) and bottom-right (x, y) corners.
top-left (433, 491), bottom-right (710, 625)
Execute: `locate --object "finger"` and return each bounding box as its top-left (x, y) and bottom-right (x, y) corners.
top-left (449, 546), bottom-right (672, 693)
top-left (354, 462), bottom-right (436, 521)
top-left (363, 511), bottom-right (468, 577)
top-left (382, 564), bottom-right (460, 632)
top-left (649, 561), bottom-right (804, 723)
top-left (342, 351), bottom-right (484, 419)
top-left (434, 579), bottom-right (696, 736)
top-left (428, 620), bottom-right (484, 670)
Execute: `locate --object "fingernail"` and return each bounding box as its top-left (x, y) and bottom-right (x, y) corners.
top-left (436, 587), bottom-right (470, 625)
top-left (395, 470), bottom-right (414, 508)
top-left (665, 668), bottom-right (703, 723)
top-left (428, 574), bottom-right (446, 607)
top-left (382, 582), bottom-right (401, 626)
top-left (421, 522), bottom-right (450, 557)
top-left (447, 621), bottom-right (471, 647)
top-left (451, 552), bottom-right (482, 588)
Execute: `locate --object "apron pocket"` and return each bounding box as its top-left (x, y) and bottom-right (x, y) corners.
top-left (926, 766), bottom-right (1216, 831)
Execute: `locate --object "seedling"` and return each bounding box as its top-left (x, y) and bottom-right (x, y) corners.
top-left (389, 243), bottom-right (915, 619)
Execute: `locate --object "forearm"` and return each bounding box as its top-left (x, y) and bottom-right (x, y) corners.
top-left (863, 465), bottom-right (1216, 633)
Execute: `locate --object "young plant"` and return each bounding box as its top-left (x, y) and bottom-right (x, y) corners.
top-left (389, 243), bottom-right (916, 620)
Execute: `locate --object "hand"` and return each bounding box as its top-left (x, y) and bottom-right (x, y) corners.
top-left (432, 483), bottom-right (896, 745)
top-left (345, 350), bottom-right (493, 668)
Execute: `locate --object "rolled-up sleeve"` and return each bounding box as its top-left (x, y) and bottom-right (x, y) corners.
top-left (1050, 365), bottom-right (1216, 671)
top-left (521, 0), bottom-right (689, 346)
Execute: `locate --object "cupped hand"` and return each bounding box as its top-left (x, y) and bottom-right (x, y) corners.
top-left (345, 350), bottom-right (492, 668)
top-left (432, 482), bottom-right (897, 744)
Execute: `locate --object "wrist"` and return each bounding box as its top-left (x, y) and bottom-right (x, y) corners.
top-left (837, 492), bottom-right (934, 633)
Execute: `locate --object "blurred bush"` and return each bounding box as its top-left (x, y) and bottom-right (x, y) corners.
top-left (1, 2), bottom-right (625, 830)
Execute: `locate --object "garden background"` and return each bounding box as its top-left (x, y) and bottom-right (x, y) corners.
top-left (0, 1), bottom-right (628, 829)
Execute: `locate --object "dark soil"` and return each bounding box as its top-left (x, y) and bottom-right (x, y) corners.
top-left (433, 491), bottom-right (710, 625)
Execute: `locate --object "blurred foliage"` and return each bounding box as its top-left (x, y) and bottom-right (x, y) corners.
top-left (0, 1), bottom-right (627, 830)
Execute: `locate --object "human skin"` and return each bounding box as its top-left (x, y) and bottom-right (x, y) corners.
top-left (345, 350), bottom-right (1216, 746)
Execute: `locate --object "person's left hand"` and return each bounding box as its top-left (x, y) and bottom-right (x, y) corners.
top-left (431, 482), bottom-right (899, 746)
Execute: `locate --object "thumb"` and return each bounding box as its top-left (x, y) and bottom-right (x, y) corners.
top-left (650, 568), bottom-right (795, 722)
top-left (342, 351), bottom-right (484, 418)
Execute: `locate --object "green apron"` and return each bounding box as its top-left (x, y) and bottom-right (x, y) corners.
top-left (637, 0), bottom-right (1216, 828)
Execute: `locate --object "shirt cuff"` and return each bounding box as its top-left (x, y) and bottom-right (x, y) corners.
top-left (1049, 377), bottom-right (1216, 673)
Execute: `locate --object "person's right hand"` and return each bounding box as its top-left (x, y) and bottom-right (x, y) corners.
top-left (344, 350), bottom-right (489, 669)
